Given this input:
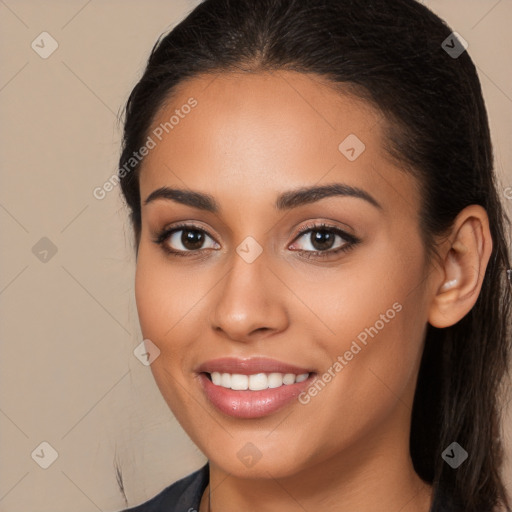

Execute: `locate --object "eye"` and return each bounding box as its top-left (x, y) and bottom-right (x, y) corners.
top-left (289, 222), bottom-right (359, 258)
top-left (153, 221), bottom-right (360, 260)
top-left (154, 223), bottom-right (219, 256)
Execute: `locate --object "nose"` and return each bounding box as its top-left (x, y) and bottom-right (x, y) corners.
top-left (209, 249), bottom-right (289, 343)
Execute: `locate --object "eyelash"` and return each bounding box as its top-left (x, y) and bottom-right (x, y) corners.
top-left (153, 221), bottom-right (360, 260)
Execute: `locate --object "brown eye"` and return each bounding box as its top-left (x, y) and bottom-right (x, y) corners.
top-left (166, 228), bottom-right (218, 252)
top-left (291, 225), bottom-right (354, 254)
top-left (180, 229), bottom-right (206, 250)
top-left (307, 230), bottom-right (336, 251)
top-left (156, 224), bottom-right (219, 255)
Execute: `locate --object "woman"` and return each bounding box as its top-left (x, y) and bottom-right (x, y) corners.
top-left (117, 0), bottom-right (512, 510)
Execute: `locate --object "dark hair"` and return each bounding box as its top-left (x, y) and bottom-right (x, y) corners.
top-left (118, 0), bottom-right (512, 510)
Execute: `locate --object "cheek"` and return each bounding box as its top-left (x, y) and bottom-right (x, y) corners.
top-left (134, 247), bottom-right (200, 343)
top-left (292, 301), bottom-right (426, 465)
top-left (304, 262), bottom-right (422, 356)
top-left (134, 247), bottom-right (215, 399)
top-left (134, 257), bottom-right (168, 341)
top-left (302, 242), bottom-right (429, 420)
top-left (134, 251), bottom-right (193, 392)
top-left (134, 253), bottom-right (201, 418)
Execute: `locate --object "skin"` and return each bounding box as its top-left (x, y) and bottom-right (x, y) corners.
top-left (134, 70), bottom-right (492, 512)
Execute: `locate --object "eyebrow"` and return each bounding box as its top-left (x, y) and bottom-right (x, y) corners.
top-left (143, 183), bottom-right (382, 212)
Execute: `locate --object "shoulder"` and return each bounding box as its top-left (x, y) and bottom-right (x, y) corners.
top-left (120, 463), bottom-right (209, 512)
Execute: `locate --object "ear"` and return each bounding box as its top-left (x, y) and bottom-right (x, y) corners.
top-left (428, 205), bottom-right (493, 328)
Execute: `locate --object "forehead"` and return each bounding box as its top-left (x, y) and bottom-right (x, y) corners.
top-left (138, 70), bottom-right (418, 214)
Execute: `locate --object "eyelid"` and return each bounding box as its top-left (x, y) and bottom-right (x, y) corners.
top-left (291, 221), bottom-right (356, 241)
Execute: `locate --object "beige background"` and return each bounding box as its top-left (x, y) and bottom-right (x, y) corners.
top-left (0, 1), bottom-right (511, 511)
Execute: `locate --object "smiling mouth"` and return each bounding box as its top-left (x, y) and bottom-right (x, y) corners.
top-left (196, 356), bottom-right (317, 418)
top-left (199, 370), bottom-right (316, 419)
top-left (204, 371), bottom-right (311, 390)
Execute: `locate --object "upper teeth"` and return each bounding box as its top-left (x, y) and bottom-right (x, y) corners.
top-left (210, 372), bottom-right (309, 390)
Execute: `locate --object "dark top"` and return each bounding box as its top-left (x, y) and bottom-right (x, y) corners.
top-left (121, 463), bottom-right (456, 512)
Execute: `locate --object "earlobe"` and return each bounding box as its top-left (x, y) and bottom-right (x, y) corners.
top-left (428, 205), bottom-right (493, 329)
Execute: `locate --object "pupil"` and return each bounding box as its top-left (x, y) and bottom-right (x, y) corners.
top-left (182, 230), bottom-right (204, 250)
top-left (311, 230), bottom-right (334, 251)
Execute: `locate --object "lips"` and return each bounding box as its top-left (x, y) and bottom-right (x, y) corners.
top-left (196, 357), bottom-right (313, 375)
top-left (196, 357), bottom-right (316, 419)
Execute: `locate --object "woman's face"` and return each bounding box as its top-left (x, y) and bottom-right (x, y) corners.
top-left (135, 71), bottom-right (437, 479)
